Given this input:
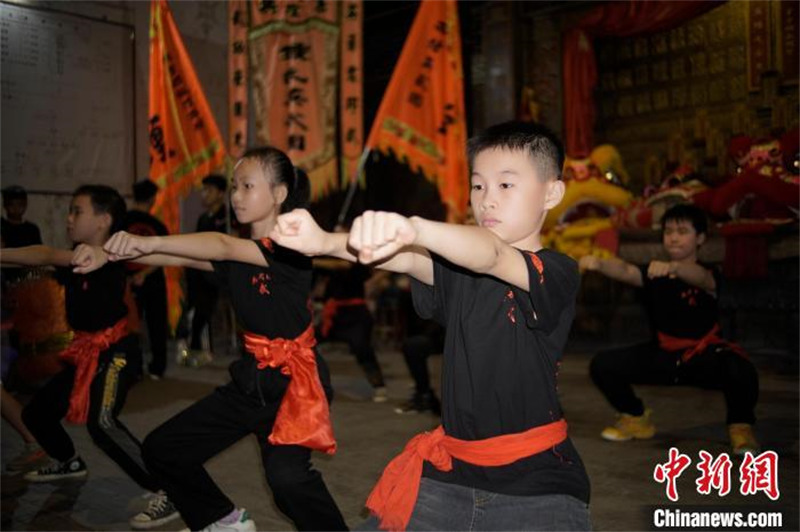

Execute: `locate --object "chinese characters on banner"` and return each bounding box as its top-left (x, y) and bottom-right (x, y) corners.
top-left (747, 1), bottom-right (771, 91)
top-left (148, 0), bottom-right (226, 331)
top-left (339, 1), bottom-right (363, 184)
top-left (249, 0), bottom-right (341, 199)
top-left (229, 0), bottom-right (249, 159)
top-left (364, 0), bottom-right (468, 222)
top-left (654, 447), bottom-right (780, 502)
top-left (777, 1), bottom-right (799, 84)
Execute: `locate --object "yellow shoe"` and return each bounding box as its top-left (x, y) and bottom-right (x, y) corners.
top-left (729, 423), bottom-right (759, 456)
top-left (601, 409), bottom-right (656, 441)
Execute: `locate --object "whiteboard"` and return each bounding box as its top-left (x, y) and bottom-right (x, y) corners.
top-left (0, 1), bottom-right (135, 194)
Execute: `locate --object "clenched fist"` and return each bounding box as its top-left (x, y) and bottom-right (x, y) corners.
top-left (349, 211), bottom-right (417, 264)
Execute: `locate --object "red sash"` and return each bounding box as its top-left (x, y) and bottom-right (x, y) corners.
top-left (243, 324), bottom-right (336, 454)
top-left (658, 324), bottom-right (747, 363)
top-left (59, 318), bottom-right (128, 424)
top-left (366, 419), bottom-right (568, 531)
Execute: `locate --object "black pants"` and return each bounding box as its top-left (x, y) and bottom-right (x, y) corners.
top-left (22, 336), bottom-right (157, 491)
top-left (324, 305), bottom-right (384, 388)
top-left (142, 354), bottom-right (347, 531)
top-left (132, 270), bottom-right (168, 376)
top-left (402, 335), bottom-right (437, 394)
top-left (186, 271), bottom-right (219, 351)
top-left (590, 341), bottom-right (759, 425)
top-left (402, 321), bottom-right (444, 393)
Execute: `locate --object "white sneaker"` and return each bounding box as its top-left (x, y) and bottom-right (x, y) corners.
top-left (180, 508), bottom-right (256, 532)
top-left (130, 490), bottom-right (180, 529)
top-left (372, 386), bottom-right (388, 403)
top-left (175, 339), bottom-right (189, 365)
top-left (184, 349), bottom-right (214, 368)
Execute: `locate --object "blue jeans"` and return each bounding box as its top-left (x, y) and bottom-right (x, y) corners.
top-left (359, 477), bottom-right (591, 531)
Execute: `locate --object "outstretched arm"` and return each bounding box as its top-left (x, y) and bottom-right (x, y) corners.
top-left (1, 245), bottom-right (73, 268)
top-left (270, 209), bottom-right (434, 284)
top-left (348, 211), bottom-right (531, 290)
top-left (131, 254), bottom-right (214, 271)
top-left (71, 244), bottom-right (212, 274)
top-left (579, 255), bottom-right (643, 287)
top-left (647, 260), bottom-right (715, 293)
top-left (103, 231), bottom-right (265, 267)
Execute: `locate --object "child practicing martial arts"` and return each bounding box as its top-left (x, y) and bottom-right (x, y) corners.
top-left (581, 203), bottom-right (760, 456)
top-left (270, 121), bottom-right (592, 531)
top-left (73, 148), bottom-right (346, 532)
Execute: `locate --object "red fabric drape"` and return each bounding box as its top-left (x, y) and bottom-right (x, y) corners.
top-left (243, 325), bottom-right (336, 455)
top-left (563, 1), bottom-right (722, 158)
top-left (59, 319), bottom-right (129, 424)
top-left (658, 323), bottom-right (747, 363)
top-left (366, 420), bottom-right (568, 532)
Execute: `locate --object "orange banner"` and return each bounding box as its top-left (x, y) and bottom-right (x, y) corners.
top-left (364, 0), bottom-right (468, 221)
top-left (249, 0), bottom-right (340, 199)
top-left (229, 0), bottom-right (249, 158)
top-left (339, 1), bottom-right (363, 184)
top-left (149, 0), bottom-right (226, 331)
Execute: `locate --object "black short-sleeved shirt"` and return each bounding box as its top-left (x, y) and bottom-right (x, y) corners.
top-left (197, 206), bottom-right (228, 234)
top-left (55, 262), bottom-right (128, 332)
top-left (126, 210), bottom-right (168, 273)
top-left (211, 239), bottom-right (312, 339)
top-left (213, 239), bottom-right (328, 401)
top-left (411, 249), bottom-right (590, 502)
top-left (1, 218), bottom-right (42, 248)
top-left (638, 263), bottom-right (721, 339)
top-left (323, 264), bottom-right (369, 300)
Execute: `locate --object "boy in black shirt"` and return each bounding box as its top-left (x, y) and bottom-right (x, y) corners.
top-left (126, 180), bottom-right (169, 378)
top-left (272, 121), bottom-right (591, 531)
top-left (581, 204), bottom-right (760, 455)
top-left (1, 185), bottom-right (178, 527)
top-left (1, 185), bottom-right (42, 249)
top-left (1, 185), bottom-right (43, 287)
top-left (196, 174), bottom-right (229, 234)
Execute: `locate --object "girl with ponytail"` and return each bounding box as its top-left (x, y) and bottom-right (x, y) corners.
top-left (73, 146), bottom-right (347, 531)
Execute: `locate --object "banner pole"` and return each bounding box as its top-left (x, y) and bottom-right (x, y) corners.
top-left (336, 147), bottom-right (371, 226)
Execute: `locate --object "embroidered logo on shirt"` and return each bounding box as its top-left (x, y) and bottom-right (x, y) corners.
top-left (525, 251), bottom-right (545, 284)
top-left (681, 288), bottom-right (699, 307)
top-left (504, 289), bottom-right (517, 324)
top-left (251, 272), bottom-right (271, 295)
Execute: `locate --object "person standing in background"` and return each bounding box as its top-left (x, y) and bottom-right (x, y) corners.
top-left (126, 180), bottom-right (169, 379)
top-left (181, 174), bottom-right (228, 361)
top-left (1, 186), bottom-right (42, 249)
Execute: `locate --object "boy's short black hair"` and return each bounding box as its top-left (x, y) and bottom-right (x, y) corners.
top-left (133, 180), bottom-right (159, 203)
top-left (73, 184), bottom-right (127, 235)
top-left (202, 174), bottom-right (228, 192)
top-left (467, 121), bottom-right (565, 181)
top-left (2, 185), bottom-right (27, 205)
top-left (661, 203), bottom-right (708, 236)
